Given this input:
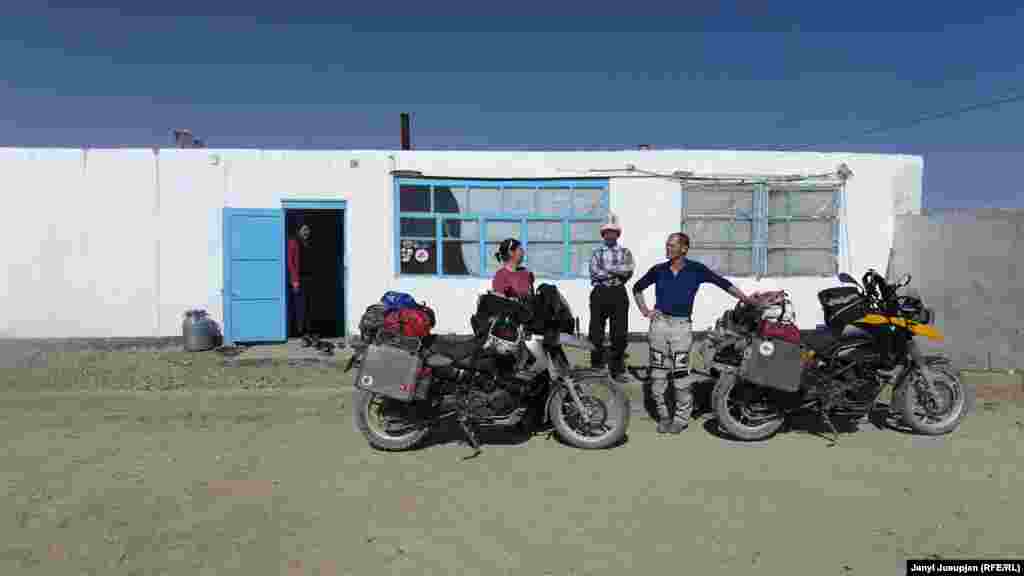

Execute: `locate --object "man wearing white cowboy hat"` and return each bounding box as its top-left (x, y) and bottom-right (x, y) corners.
top-left (588, 213), bottom-right (635, 383)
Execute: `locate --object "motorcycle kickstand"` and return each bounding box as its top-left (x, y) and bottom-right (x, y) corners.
top-left (458, 418), bottom-right (482, 460)
top-left (820, 410), bottom-right (840, 447)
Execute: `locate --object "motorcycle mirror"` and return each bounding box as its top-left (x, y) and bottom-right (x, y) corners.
top-left (838, 273), bottom-right (858, 285)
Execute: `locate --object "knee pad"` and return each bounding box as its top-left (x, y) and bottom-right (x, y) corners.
top-left (649, 348), bottom-right (668, 369)
top-left (669, 369), bottom-right (690, 381)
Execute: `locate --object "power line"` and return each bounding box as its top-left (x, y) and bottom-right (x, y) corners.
top-left (792, 88), bottom-right (1024, 150)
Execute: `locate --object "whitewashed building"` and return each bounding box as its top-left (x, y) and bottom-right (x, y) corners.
top-left (0, 148), bottom-right (922, 342)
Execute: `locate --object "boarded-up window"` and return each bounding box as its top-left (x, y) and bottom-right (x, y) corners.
top-left (766, 185), bottom-right (839, 276)
top-left (682, 183), bottom-right (756, 276)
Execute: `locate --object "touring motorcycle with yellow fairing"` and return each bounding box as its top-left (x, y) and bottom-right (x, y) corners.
top-left (688, 269), bottom-right (969, 444)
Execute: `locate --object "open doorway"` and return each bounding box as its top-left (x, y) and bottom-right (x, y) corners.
top-left (284, 208), bottom-right (345, 340)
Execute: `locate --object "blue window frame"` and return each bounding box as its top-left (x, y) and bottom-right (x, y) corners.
top-left (682, 180), bottom-right (842, 277)
top-left (395, 178), bottom-right (610, 279)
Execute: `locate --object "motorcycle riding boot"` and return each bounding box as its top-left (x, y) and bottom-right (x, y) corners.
top-left (652, 390), bottom-right (673, 434)
top-left (666, 374), bottom-right (694, 434)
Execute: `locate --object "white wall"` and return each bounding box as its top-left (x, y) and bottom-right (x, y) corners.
top-left (390, 150), bottom-right (922, 334)
top-left (0, 147), bottom-right (922, 339)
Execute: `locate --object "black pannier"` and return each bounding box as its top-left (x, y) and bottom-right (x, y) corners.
top-left (471, 293), bottom-right (533, 337)
top-left (358, 304), bottom-right (388, 342)
top-left (817, 287), bottom-right (869, 333)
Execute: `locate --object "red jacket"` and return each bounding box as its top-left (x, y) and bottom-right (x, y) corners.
top-left (288, 238), bottom-right (301, 286)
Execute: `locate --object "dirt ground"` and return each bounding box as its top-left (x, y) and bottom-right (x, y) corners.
top-left (2, 346), bottom-right (1023, 575)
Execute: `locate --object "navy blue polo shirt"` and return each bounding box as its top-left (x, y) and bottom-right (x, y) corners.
top-left (632, 258), bottom-right (735, 318)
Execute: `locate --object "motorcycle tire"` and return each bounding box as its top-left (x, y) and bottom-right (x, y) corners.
top-left (896, 361), bottom-right (970, 436)
top-left (352, 389), bottom-right (431, 451)
top-left (712, 372), bottom-right (786, 441)
top-left (547, 375), bottom-right (630, 450)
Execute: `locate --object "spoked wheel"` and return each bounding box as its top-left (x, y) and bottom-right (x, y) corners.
top-left (897, 363), bottom-right (969, 435)
top-left (352, 389), bottom-right (431, 451)
top-left (548, 374), bottom-right (630, 449)
top-left (712, 372), bottom-right (786, 441)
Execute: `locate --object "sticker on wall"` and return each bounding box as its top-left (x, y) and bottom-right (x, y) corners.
top-left (400, 240), bottom-right (414, 263)
top-left (414, 248), bottom-right (430, 263)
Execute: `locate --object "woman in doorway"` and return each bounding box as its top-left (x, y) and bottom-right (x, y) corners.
top-left (287, 221), bottom-right (317, 345)
top-left (492, 238), bottom-right (535, 299)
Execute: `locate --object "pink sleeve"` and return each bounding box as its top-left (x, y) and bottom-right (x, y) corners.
top-left (492, 269), bottom-right (509, 294)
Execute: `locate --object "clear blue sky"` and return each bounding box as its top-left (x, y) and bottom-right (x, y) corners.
top-left (3, 1), bottom-right (1022, 210)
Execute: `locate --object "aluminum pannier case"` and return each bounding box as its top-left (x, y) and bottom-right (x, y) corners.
top-left (354, 344), bottom-right (421, 402)
top-left (739, 337), bottom-right (804, 393)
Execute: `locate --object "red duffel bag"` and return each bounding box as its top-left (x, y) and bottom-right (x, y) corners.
top-left (382, 307), bottom-right (433, 338)
top-left (760, 319), bottom-right (801, 345)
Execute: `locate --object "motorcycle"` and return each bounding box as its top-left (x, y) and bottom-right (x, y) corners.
top-left (346, 287), bottom-right (631, 458)
top-left (686, 269), bottom-right (968, 444)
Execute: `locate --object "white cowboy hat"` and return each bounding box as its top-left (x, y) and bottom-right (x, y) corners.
top-left (600, 213), bottom-right (621, 235)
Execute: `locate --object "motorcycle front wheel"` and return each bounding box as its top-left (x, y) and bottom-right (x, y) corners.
top-left (548, 373), bottom-right (630, 449)
top-left (896, 361), bottom-right (969, 436)
top-left (352, 389), bottom-right (431, 451)
top-left (712, 372), bottom-right (786, 441)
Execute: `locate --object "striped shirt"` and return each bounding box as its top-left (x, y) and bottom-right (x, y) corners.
top-left (590, 243), bottom-right (635, 287)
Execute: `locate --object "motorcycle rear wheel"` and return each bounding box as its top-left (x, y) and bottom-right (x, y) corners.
top-left (548, 375), bottom-right (630, 449)
top-left (712, 372), bottom-right (786, 441)
top-left (352, 389), bottom-right (431, 451)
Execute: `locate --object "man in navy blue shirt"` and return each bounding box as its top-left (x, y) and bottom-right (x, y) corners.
top-left (632, 232), bottom-right (758, 433)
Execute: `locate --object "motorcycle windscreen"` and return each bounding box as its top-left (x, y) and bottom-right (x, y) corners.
top-left (739, 338), bottom-right (803, 393)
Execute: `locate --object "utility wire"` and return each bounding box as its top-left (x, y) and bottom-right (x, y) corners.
top-left (791, 88), bottom-right (1024, 150)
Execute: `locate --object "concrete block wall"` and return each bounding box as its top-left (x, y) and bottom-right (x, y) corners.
top-left (888, 209), bottom-right (1024, 370)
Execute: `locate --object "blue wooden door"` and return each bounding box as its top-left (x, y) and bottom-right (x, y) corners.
top-left (223, 208), bottom-right (286, 344)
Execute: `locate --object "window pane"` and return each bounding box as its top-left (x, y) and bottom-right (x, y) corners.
top-left (400, 217), bottom-right (435, 237)
top-left (502, 187), bottom-right (535, 214)
top-left (399, 239), bottom-right (437, 275)
top-left (525, 242), bottom-right (564, 278)
top-left (468, 187), bottom-right (501, 214)
top-left (767, 221), bottom-right (834, 247)
top-left (434, 186), bottom-right (468, 214)
top-left (768, 249), bottom-right (837, 276)
top-left (442, 218), bottom-right (479, 240)
top-left (571, 221), bottom-right (601, 242)
top-left (768, 188), bottom-right (836, 219)
top-left (570, 242), bottom-right (602, 277)
top-left (573, 188), bottom-right (605, 217)
top-left (536, 188), bottom-right (572, 217)
top-left (526, 220), bottom-right (563, 242)
top-left (685, 219), bottom-right (752, 244)
top-left (684, 184), bottom-right (755, 216)
top-left (687, 248), bottom-right (753, 276)
top-left (399, 185), bottom-right (431, 212)
top-left (442, 241), bottom-right (481, 275)
top-left (485, 220), bottom-right (521, 242)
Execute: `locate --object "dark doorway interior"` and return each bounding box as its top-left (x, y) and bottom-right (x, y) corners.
top-left (285, 209), bottom-right (345, 339)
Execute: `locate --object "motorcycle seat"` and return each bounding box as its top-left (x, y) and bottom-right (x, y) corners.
top-left (802, 330), bottom-right (837, 353)
top-left (427, 334), bottom-right (482, 362)
top-left (802, 330), bottom-right (874, 355)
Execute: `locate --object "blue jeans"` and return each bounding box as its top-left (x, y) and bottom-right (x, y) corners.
top-left (289, 281), bottom-right (314, 336)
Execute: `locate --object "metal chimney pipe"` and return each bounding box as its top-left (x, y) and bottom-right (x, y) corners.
top-left (400, 113), bottom-right (411, 150)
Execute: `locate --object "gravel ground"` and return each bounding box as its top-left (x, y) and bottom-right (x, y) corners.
top-left (2, 345), bottom-right (1022, 575)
